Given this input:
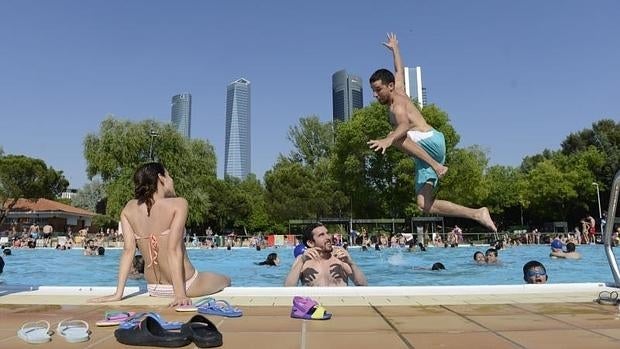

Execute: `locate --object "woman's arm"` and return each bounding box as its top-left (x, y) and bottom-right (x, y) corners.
top-left (89, 211), bottom-right (136, 302)
top-left (166, 198), bottom-right (191, 307)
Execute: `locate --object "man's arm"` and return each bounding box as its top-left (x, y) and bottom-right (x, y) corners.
top-left (333, 248), bottom-right (368, 286)
top-left (383, 32), bottom-right (405, 94)
top-left (284, 256), bottom-right (305, 286)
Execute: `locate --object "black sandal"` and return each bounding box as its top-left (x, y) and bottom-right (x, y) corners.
top-left (181, 314), bottom-right (223, 348)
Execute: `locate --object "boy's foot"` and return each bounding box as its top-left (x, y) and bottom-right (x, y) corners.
top-left (476, 207), bottom-right (497, 233)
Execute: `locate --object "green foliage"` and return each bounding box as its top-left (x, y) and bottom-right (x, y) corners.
top-left (91, 214), bottom-right (119, 231)
top-left (83, 116), bottom-right (217, 225)
top-left (0, 154), bottom-right (69, 223)
top-left (437, 145), bottom-right (489, 208)
top-left (287, 115), bottom-right (334, 166)
top-left (72, 179), bottom-right (105, 212)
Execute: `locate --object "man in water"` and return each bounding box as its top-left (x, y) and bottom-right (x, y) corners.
top-left (367, 33), bottom-right (496, 232)
top-left (285, 223), bottom-right (367, 287)
top-left (523, 260), bottom-right (548, 284)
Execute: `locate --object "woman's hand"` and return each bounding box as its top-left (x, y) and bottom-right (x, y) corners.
top-left (88, 294), bottom-right (122, 303)
top-left (169, 296), bottom-right (192, 308)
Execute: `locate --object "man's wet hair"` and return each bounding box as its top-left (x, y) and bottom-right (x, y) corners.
top-left (302, 223), bottom-right (324, 247)
top-left (565, 242), bottom-right (576, 252)
top-left (369, 68), bottom-right (395, 85)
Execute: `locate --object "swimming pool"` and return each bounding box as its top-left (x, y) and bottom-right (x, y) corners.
top-left (0, 244), bottom-right (617, 287)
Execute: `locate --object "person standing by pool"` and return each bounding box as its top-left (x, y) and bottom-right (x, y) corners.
top-left (285, 223), bottom-right (367, 287)
top-left (523, 260), bottom-right (548, 284)
top-left (89, 162), bottom-right (231, 307)
top-left (367, 33), bottom-right (497, 233)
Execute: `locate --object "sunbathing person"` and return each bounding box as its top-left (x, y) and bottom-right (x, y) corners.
top-left (89, 162), bottom-right (230, 307)
top-left (284, 223), bottom-right (367, 287)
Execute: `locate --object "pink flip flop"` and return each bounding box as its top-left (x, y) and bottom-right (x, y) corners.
top-left (291, 296), bottom-right (332, 320)
top-left (95, 311), bottom-right (136, 327)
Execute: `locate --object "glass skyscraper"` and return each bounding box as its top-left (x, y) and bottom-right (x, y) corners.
top-left (224, 78), bottom-right (251, 179)
top-left (171, 93), bottom-right (191, 139)
top-left (332, 69), bottom-right (363, 122)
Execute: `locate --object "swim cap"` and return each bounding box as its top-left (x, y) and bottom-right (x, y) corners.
top-left (293, 244), bottom-right (307, 258)
top-left (550, 240), bottom-right (563, 250)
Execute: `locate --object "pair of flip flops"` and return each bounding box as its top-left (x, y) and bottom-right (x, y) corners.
top-left (291, 296), bottom-right (332, 320)
top-left (595, 291), bottom-right (620, 305)
top-left (177, 297), bottom-right (243, 318)
top-left (18, 319), bottom-right (90, 344)
top-left (114, 314), bottom-right (222, 348)
top-left (97, 311), bottom-right (184, 330)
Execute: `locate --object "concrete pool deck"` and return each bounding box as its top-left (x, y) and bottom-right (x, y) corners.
top-left (1, 284), bottom-right (620, 348)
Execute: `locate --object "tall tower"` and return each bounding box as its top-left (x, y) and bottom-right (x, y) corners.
top-left (224, 78), bottom-right (251, 179)
top-left (332, 70), bottom-right (363, 122)
top-left (404, 66), bottom-right (427, 108)
top-left (171, 93), bottom-right (191, 139)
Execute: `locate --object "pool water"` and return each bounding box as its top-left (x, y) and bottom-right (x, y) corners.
top-left (0, 245), bottom-right (616, 287)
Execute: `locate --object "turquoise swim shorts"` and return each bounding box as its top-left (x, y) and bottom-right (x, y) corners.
top-left (407, 129), bottom-right (446, 193)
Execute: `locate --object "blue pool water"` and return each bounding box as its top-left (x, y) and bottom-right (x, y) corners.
top-left (0, 245), bottom-right (617, 287)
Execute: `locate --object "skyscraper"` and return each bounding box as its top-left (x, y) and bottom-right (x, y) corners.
top-left (332, 69), bottom-right (363, 122)
top-left (404, 66), bottom-right (428, 108)
top-left (171, 93), bottom-right (191, 138)
top-left (224, 78), bottom-right (251, 179)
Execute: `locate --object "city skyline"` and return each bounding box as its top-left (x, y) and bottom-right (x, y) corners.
top-left (332, 69), bottom-right (364, 122)
top-left (224, 78), bottom-right (251, 179)
top-left (0, 1), bottom-right (618, 188)
top-left (171, 93), bottom-right (192, 139)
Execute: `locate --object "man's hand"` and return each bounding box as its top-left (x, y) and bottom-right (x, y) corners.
top-left (332, 247), bottom-right (352, 265)
top-left (367, 138), bottom-right (392, 154)
top-left (382, 32), bottom-right (398, 52)
top-left (301, 247), bottom-right (321, 261)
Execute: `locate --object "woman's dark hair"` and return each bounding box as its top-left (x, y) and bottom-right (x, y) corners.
top-left (257, 252), bottom-right (278, 266)
top-left (473, 251), bottom-right (484, 261)
top-left (132, 255), bottom-right (145, 273)
top-left (133, 162), bottom-right (166, 216)
top-left (431, 262), bottom-right (445, 271)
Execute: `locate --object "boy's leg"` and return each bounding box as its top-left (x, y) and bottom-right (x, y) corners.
top-left (416, 184), bottom-right (497, 232)
top-left (393, 137), bottom-right (448, 178)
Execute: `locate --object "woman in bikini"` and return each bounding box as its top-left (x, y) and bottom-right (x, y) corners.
top-left (89, 162), bottom-right (231, 307)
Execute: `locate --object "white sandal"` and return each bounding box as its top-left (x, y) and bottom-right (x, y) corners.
top-left (17, 320), bottom-right (52, 344)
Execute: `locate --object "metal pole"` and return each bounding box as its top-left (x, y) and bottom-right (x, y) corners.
top-left (148, 130), bottom-right (159, 161)
top-left (593, 183), bottom-right (602, 222)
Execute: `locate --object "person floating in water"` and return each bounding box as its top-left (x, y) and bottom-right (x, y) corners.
top-left (256, 252), bottom-right (280, 266)
top-left (367, 32), bottom-right (497, 233)
top-left (89, 162), bottom-right (231, 307)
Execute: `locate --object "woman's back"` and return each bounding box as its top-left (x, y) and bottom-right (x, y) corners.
top-left (123, 197), bottom-right (194, 285)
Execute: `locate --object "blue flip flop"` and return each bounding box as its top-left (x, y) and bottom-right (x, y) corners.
top-left (119, 312), bottom-right (184, 330)
top-left (197, 299), bottom-right (243, 318)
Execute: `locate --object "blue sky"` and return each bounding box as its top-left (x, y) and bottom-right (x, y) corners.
top-left (1, 0), bottom-right (618, 188)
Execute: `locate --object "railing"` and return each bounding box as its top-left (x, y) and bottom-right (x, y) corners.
top-left (604, 170), bottom-right (620, 287)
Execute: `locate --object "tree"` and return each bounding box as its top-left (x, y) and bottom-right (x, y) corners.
top-left (437, 145), bottom-right (489, 209)
top-left (0, 155), bottom-right (69, 224)
top-left (83, 116), bottom-right (217, 225)
top-left (72, 179), bottom-right (105, 212)
top-left (287, 116), bottom-right (334, 166)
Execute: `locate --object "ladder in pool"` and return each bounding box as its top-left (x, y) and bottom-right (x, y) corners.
top-left (604, 169), bottom-right (620, 287)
